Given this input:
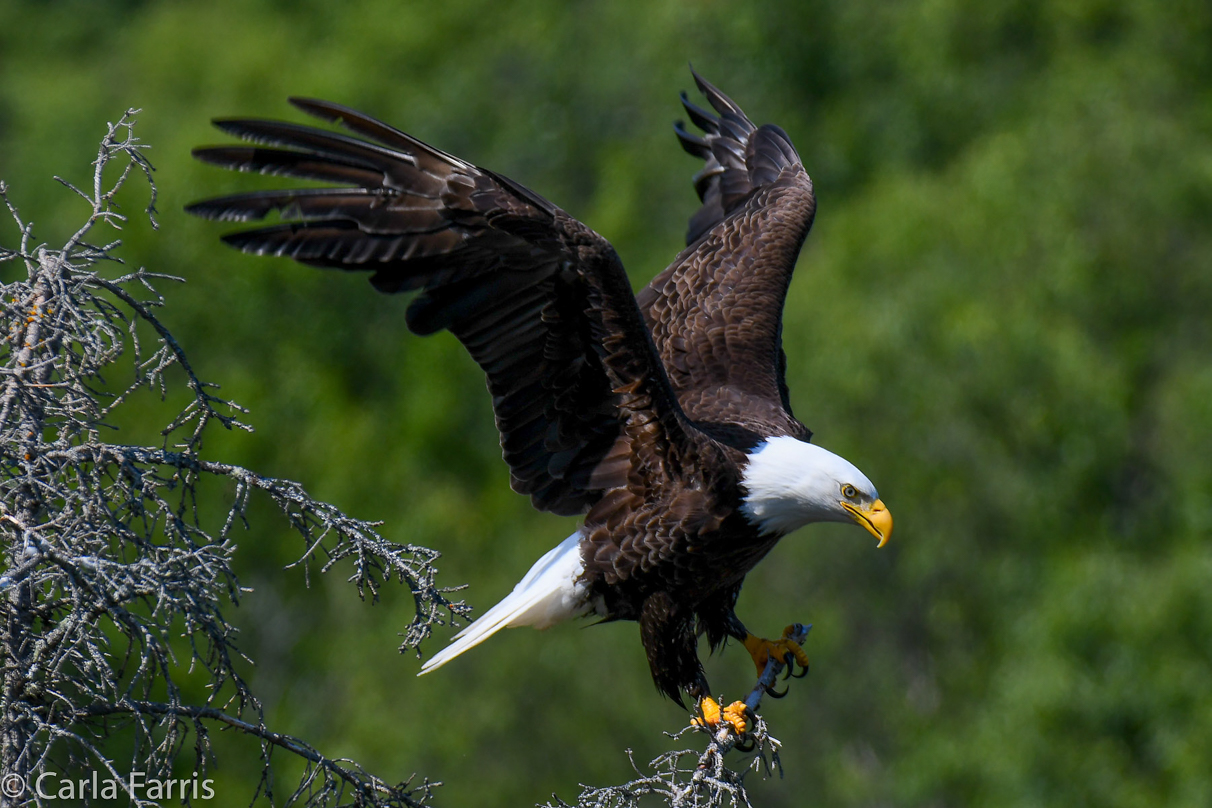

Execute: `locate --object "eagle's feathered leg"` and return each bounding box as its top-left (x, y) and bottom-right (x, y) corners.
top-left (640, 592), bottom-right (707, 707)
top-left (686, 593), bottom-right (808, 734)
top-left (691, 621), bottom-right (814, 738)
top-left (695, 583), bottom-right (742, 655)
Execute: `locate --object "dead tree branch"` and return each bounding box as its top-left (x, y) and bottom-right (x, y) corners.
top-left (0, 111), bottom-right (465, 807)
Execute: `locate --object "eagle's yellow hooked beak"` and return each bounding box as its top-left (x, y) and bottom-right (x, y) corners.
top-left (841, 499), bottom-right (893, 548)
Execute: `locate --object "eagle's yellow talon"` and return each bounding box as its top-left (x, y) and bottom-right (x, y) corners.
top-left (720, 701), bottom-right (749, 734)
top-left (743, 626), bottom-right (811, 676)
top-left (693, 696), bottom-right (722, 729)
top-left (693, 697), bottom-right (749, 735)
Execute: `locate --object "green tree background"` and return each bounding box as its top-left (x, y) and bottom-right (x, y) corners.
top-left (2, 1), bottom-right (1210, 805)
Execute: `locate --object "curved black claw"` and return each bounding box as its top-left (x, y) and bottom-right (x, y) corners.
top-left (765, 682), bottom-right (788, 698)
top-left (791, 661), bottom-right (810, 679)
top-left (735, 736), bottom-right (757, 753)
top-left (782, 651), bottom-right (796, 679)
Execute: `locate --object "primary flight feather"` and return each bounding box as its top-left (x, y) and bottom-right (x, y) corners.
top-left (188, 68), bottom-right (892, 707)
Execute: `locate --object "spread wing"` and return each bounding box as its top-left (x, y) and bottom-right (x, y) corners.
top-left (636, 70), bottom-right (817, 441)
top-left (187, 98), bottom-right (696, 516)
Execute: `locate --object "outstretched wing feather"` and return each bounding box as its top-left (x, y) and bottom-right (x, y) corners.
top-left (189, 102), bottom-right (695, 516)
top-left (192, 145), bottom-right (387, 186)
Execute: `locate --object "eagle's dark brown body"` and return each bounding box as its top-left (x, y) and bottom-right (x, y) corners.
top-left (189, 71), bottom-right (823, 703)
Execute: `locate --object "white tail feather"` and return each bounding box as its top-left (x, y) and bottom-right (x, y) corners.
top-left (418, 532), bottom-right (589, 675)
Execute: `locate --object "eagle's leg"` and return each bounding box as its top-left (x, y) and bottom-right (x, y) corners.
top-left (676, 595), bottom-right (752, 736)
top-left (640, 592), bottom-right (708, 707)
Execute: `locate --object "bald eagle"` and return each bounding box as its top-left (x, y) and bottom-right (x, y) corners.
top-left (188, 69), bottom-right (892, 711)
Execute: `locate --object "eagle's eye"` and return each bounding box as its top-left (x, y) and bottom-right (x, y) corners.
top-left (842, 484), bottom-right (858, 499)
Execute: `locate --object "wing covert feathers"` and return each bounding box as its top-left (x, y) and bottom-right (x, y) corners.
top-left (643, 68), bottom-right (817, 437)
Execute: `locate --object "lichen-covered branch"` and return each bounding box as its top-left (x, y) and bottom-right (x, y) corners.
top-left (0, 111), bottom-right (466, 806)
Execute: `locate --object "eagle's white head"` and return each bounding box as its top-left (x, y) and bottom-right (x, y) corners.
top-left (739, 435), bottom-right (893, 543)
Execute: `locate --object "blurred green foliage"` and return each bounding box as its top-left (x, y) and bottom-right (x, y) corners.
top-left (2, 1), bottom-right (1210, 806)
